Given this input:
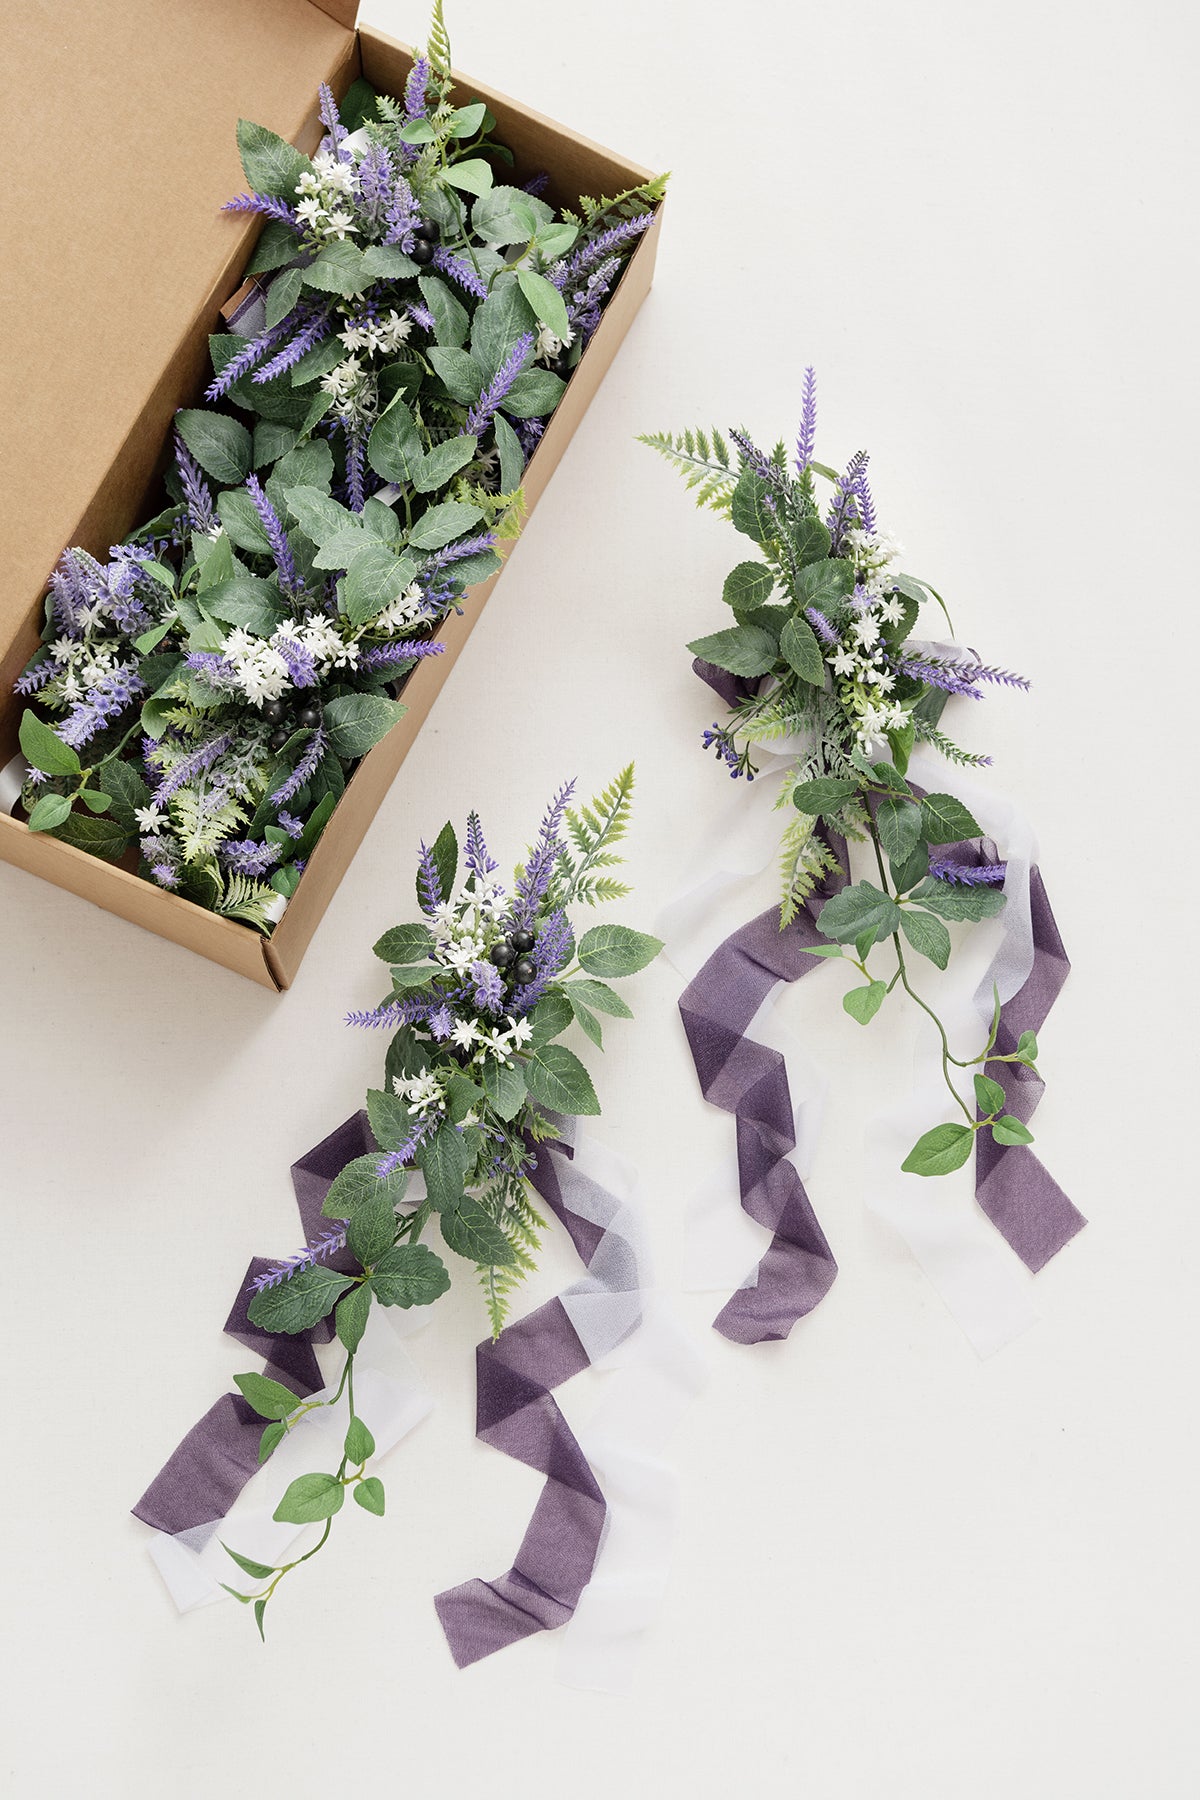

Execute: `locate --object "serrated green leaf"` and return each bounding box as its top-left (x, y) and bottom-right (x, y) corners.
top-left (301, 240), bottom-right (369, 297)
top-left (321, 1151), bottom-right (409, 1220)
top-left (899, 907), bottom-right (951, 969)
top-left (577, 924), bottom-right (662, 978)
top-left (335, 1282), bottom-right (371, 1352)
top-left (408, 500), bottom-right (485, 551)
top-left (730, 466), bottom-right (776, 544)
top-left (564, 978), bottom-right (633, 1019)
top-left (175, 409), bottom-right (252, 485)
top-left (516, 268), bottom-right (569, 340)
top-left (246, 1265), bottom-right (355, 1335)
top-left (477, 1059), bottom-right (526, 1121)
top-left (686, 624), bottom-right (777, 678)
top-left (722, 561), bottom-right (775, 615)
top-left (791, 776), bottom-right (859, 817)
top-left (440, 1196), bottom-right (518, 1265)
top-left (346, 1194), bottom-right (397, 1268)
top-left (370, 1242), bottom-right (452, 1307)
top-left (919, 792), bottom-right (984, 845)
top-left (908, 878), bottom-right (1007, 922)
top-left (340, 542), bottom-right (409, 627)
top-left (416, 1120), bottom-right (470, 1211)
top-left (373, 922), bottom-right (435, 965)
top-left (528, 989), bottom-right (573, 1047)
top-left (236, 118), bottom-right (309, 199)
top-left (816, 881), bottom-right (901, 947)
top-left (780, 614), bottom-right (825, 685)
top-left (322, 692), bottom-right (405, 759)
top-left (877, 796), bottom-right (923, 866)
top-left (523, 1043), bottom-right (600, 1116)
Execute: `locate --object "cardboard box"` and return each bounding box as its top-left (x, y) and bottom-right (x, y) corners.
top-left (0, 0), bottom-right (660, 989)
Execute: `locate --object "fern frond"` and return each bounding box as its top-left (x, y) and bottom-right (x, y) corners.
top-left (559, 764), bottom-right (635, 905)
top-left (913, 721), bottom-right (994, 767)
top-left (168, 788), bottom-right (248, 865)
top-left (560, 177), bottom-right (668, 228)
top-left (213, 870), bottom-right (279, 930)
top-left (638, 428), bottom-right (738, 515)
top-left (570, 875), bottom-right (632, 906)
top-left (426, 0), bottom-right (452, 77)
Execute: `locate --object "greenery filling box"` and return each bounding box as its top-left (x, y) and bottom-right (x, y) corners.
top-left (0, 0), bottom-right (661, 989)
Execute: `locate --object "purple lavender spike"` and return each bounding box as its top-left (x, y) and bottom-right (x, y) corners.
top-left (346, 993), bottom-right (436, 1032)
top-left (272, 634), bottom-right (317, 688)
top-left (218, 839), bottom-right (283, 877)
top-left (795, 367), bottom-right (818, 475)
top-left (245, 474), bottom-right (301, 594)
top-left (357, 640), bottom-right (445, 672)
top-left (248, 1223), bottom-right (350, 1294)
top-left (421, 531), bottom-right (497, 573)
top-left (465, 333), bottom-right (536, 435)
top-left (174, 432), bottom-right (217, 533)
top-left (204, 318), bottom-right (291, 401)
top-left (432, 246), bottom-right (488, 301)
top-left (548, 213), bottom-right (651, 292)
top-left (58, 664), bottom-right (146, 749)
top-left (509, 908), bottom-right (572, 1013)
top-left (470, 960), bottom-right (506, 1014)
top-left (252, 310), bottom-right (332, 384)
top-left (826, 450), bottom-right (869, 551)
top-left (512, 779), bottom-right (576, 926)
top-left (805, 608), bottom-right (838, 645)
top-left (407, 301), bottom-right (436, 332)
top-left (929, 857), bottom-right (1008, 886)
top-left (403, 56), bottom-right (430, 120)
top-left (894, 657), bottom-right (984, 699)
top-left (416, 841), bottom-right (443, 915)
top-left (152, 729), bottom-right (235, 804)
top-left (269, 726), bottom-right (326, 808)
top-left (222, 192), bottom-right (300, 229)
top-left (345, 429), bottom-right (367, 514)
top-left (317, 82), bottom-right (349, 160)
top-left (14, 658), bottom-right (54, 696)
top-left (465, 809), bottom-right (498, 879)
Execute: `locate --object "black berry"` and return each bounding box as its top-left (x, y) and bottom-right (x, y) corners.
top-left (296, 704), bottom-right (322, 730)
top-left (513, 957), bottom-right (536, 983)
top-left (511, 928), bottom-right (535, 952)
top-left (268, 727), bottom-right (290, 752)
top-left (490, 943), bottom-right (514, 968)
top-left (410, 237), bottom-right (435, 265)
top-left (262, 699), bottom-right (285, 725)
top-left (549, 351), bottom-right (573, 378)
top-left (414, 219), bottom-right (440, 243)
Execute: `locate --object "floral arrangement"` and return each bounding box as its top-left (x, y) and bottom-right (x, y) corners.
top-left (15, 3), bottom-right (663, 931)
top-left (217, 769), bottom-right (661, 1632)
top-left (645, 372), bottom-right (1045, 1178)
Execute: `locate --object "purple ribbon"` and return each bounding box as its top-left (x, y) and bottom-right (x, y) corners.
top-left (435, 1135), bottom-right (637, 1667)
top-left (682, 658), bottom-right (1084, 1344)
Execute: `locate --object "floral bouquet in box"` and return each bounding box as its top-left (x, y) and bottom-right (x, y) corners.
top-left (15, 2), bottom-right (663, 930)
top-left (136, 769), bottom-right (665, 1652)
top-left (645, 373), bottom-right (1084, 1347)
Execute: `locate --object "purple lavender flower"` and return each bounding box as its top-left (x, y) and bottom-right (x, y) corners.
top-left (509, 908), bottom-right (572, 1014)
top-left (152, 728), bottom-right (235, 804)
top-left (701, 723), bottom-right (750, 780)
top-left (345, 429), bottom-right (367, 514)
top-left (894, 657), bottom-right (985, 699)
top-left (277, 810), bottom-right (303, 839)
top-left (415, 840), bottom-right (444, 915)
top-left (548, 213), bottom-right (651, 292)
top-left (150, 862), bottom-right (179, 890)
top-left (269, 725), bottom-right (326, 808)
top-left (561, 256), bottom-right (620, 341)
top-left (354, 142), bottom-right (395, 225)
top-left (249, 1222), bottom-right (349, 1295)
top-left (465, 333), bottom-right (536, 435)
top-left (960, 663), bottom-right (1031, 691)
top-left (522, 173), bottom-right (550, 196)
top-left (407, 301), bottom-right (436, 333)
top-left (421, 531), bottom-right (498, 574)
top-left (384, 175), bottom-right (420, 248)
top-left (375, 1118), bottom-right (431, 1182)
top-left (795, 367), bottom-right (817, 475)
top-left (219, 838), bottom-right (283, 877)
top-left (357, 639), bottom-right (445, 672)
top-left (929, 857), bottom-right (1008, 886)
top-left (403, 56), bottom-right (430, 120)
top-left (318, 81), bottom-right (349, 160)
top-left (183, 650), bottom-right (240, 692)
top-left (805, 608), bottom-right (838, 645)
top-left (826, 450), bottom-right (870, 551)
top-left (729, 428), bottom-right (783, 493)
top-left (253, 309), bottom-right (332, 384)
top-left (512, 779), bottom-right (575, 926)
top-left (464, 809), bottom-right (498, 880)
top-left (470, 959), bottom-right (506, 1014)
top-left (15, 658), bottom-right (54, 696)
top-left (58, 664), bottom-right (146, 750)
top-left (105, 547), bottom-right (157, 635)
top-left (432, 246), bottom-right (488, 301)
top-left (174, 432), bottom-right (217, 533)
top-left (515, 417), bottom-right (544, 459)
top-left (204, 318), bottom-right (291, 401)
top-left (245, 474), bottom-right (301, 595)
top-left (428, 1004), bottom-right (455, 1040)
top-left (346, 993), bottom-right (437, 1031)
top-left (222, 192), bottom-right (300, 229)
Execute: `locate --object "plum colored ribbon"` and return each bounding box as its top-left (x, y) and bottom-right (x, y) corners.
top-left (435, 1123), bottom-right (645, 1666)
top-left (133, 1112), bottom-right (372, 1542)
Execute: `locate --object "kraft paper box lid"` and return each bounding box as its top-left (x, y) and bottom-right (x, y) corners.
top-left (0, 0), bottom-right (359, 702)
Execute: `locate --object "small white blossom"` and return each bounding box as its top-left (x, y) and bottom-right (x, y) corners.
top-left (394, 1067), bottom-right (444, 1117)
top-left (829, 644), bottom-right (858, 678)
top-left (879, 594), bottom-right (905, 625)
top-left (374, 582), bottom-right (427, 634)
top-left (853, 614), bottom-right (882, 650)
top-left (134, 805), bottom-right (165, 832)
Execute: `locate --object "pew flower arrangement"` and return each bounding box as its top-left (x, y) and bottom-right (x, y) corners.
top-left (645, 372), bottom-right (1044, 1177)
top-left (14, 3), bottom-right (664, 931)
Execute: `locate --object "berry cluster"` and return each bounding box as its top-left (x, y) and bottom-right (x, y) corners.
top-left (490, 924), bottom-right (537, 986)
top-left (408, 218), bottom-right (440, 266)
top-left (262, 695), bottom-right (322, 752)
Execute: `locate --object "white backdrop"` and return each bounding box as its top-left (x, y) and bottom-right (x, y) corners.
top-left (2, 1), bottom-right (1197, 1794)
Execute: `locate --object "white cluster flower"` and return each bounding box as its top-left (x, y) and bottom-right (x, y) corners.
top-left (338, 310), bottom-right (411, 356)
top-left (393, 1067), bottom-right (445, 1119)
top-left (295, 152), bottom-right (358, 243)
top-left (292, 617), bottom-right (359, 675)
top-left (843, 525), bottom-right (903, 600)
top-left (374, 582), bottom-right (428, 635)
top-left (429, 879), bottom-right (507, 971)
top-left (222, 628), bottom-right (291, 704)
top-left (474, 1014), bottom-right (534, 1067)
top-left (534, 323), bottom-right (574, 362)
top-left (319, 354), bottom-right (379, 425)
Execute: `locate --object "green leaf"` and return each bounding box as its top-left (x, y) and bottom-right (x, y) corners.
top-left (577, 923), bottom-right (663, 978)
top-left (901, 1123), bottom-right (975, 1177)
top-left (974, 1073), bottom-right (1007, 1115)
top-left (255, 1598), bottom-right (268, 1641)
top-left (288, 336), bottom-right (349, 387)
top-left (564, 978), bottom-right (633, 1019)
top-left (992, 1115), bottom-right (1034, 1146)
top-left (370, 1242), bottom-right (452, 1307)
top-left (346, 1194), bottom-right (397, 1268)
top-left (722, 561), bottom-right (775, 615)
top-left (477, 1059), bottom-right (525, 1121)
top-left (354, 1476), bottom-right (386, 1516)
top-left (730, 467), bottom-right (776, 544)
top-left (360, 243), bottom-right (418, 281)
top-left (322, 692), bottom-right (406, 759)
top-left (301, 240), bottom-right (369, 298)
top-left (388, 964), bottom-right (438, 991)
top-left (247, 219), bottom-right (303, 275)
top-left (844, 981), bottom-right (887, 1025)
top-left (516, 268), bottom-right (570, 341)
top-left (448, 101), bottom-right (488, 137)
top-left (345, 1415), bottom-right (375, 1464)
top-left (816, 881), bottom-right (901, 947)
top-left (899, 907), bottom-right (951, 969)
top-left (494, 414), bottom-right (525, 492)
top-left (919, 792), bottom-right (984, 845)
top-left (373, 922), bottom-right (435, 965)
top-left (335, 1282), bottom-right (371, 1353)
top-left (428, 346), bottom-right (485, 405)
top-left (427, 819), bottom-right (458, 903)
top-left (365, 1087), bottom-right (415, 1154)
top-left (264, 266), bottom-right (305, 330)
top-left (443, 159), bottom-right (493, 197)
top-left (686, 625), bottom-right (777, 678)
top-left (501, 369), bottom-right (566, 418)
top-left (201, 575), bottom-right (285, 636)
top-left (222, 1542), bottom-right (275, 1581)
top-left (408, 500), bottom-right (485, 551)
top-left (1015, 1030), bottom-right (1039, 1066)
top-left (570, 998), bottom-right (603, 1048)
top-left (233, 1372), bottom-right (302, 1421)
top-left (417, 1121), bottom-right (470, 1212)
top-left (889, 840), bottom-right (930, 895)
top-left (523, 1043), bottom-right (600, 1116)
top-left (908, 878), bottom-right (1007, 922)
top-left (279, 484), bottom-right (352, 546)
top-left (418, 275), bottom-right (469, 349)
top-left (876, 796), bottom-right (923, 866)
top-left (528, 989), bottom-right (573, 1046)
top-left (20, 711), bottom-right (80, 777)
top-left (215, 488), bottom-right (272, 555)
top-left (789, 515), bottom-right (833, 566)
top-left (341, 542), bottom-right (409, 628)
top-left (440, 1196), bottom-right (518, 1266)
top-left (779, 614), bottom-right (825, 685)
top-left (26, 792), bottom-right (73, 833)
top-left (321, 1151), bottom-right (409, 1220)
top-left (801, 943), bottom-right (845, 959)
top-left (258, 1420), bottom-right (287, 1463)
top-left (367, 397), bottom-right (424, 484)
top-left (792, 776), bottom-right (859, 817)
top-left (414, 433), bottom-right (480, 494)
top-left (175, 409), bottom-right (252, 484)
top-left (470, 280), bottom-right (537, 378)
top-left (236, 118), bottom-right (309, 198)
top-left (246, 1265), bottom-right (355, 1334)
top-left (272, 1472), bottom-right (344, 1525)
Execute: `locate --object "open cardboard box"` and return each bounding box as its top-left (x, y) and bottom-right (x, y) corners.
top-left (0, 0), bottom-right (660, 988)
